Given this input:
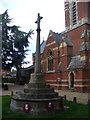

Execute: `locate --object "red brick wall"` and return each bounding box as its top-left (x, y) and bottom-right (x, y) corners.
top-left (60, 45), bottom-right (72, 71)
top-left (65, 24), bottom-right (87, 55)
top-left (33, 54), bottom-right (43, 65)
top-left (33, 55), bottom-right (35, 65)
top-left (64, 2), bottom-right (89, 28)
top-left (77, 2), bottom-right (89, 21)
top-left (42, 35), bottom-right (58, 73)
top-left (88, 2), bottom-right (90, 19)
top-left (75, 69), bottom-right (83, 79)
top-left (65, 9), bottom-right (70, 28)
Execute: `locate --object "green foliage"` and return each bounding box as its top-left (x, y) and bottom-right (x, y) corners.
top-left (2, 96), bottom-right (89, 120)
top-left (1, 10), bottom-right (34, 70)
top-left (11, 69), bottom-right (16, 74)
top-left (2, 78), bottom-right (16, 83)
top-left (2, 78), bottom-right (8, 83)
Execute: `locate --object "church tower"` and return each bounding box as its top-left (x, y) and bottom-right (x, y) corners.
top-left (64, 0), bottom-right (90, 55)
top-left (64, 0), bottom-right (90, 32)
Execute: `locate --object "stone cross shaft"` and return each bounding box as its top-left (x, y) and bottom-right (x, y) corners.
top-left (34, 13), bottom-right (43, 73)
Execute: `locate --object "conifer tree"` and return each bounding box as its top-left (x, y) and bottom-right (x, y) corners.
top-left (1, 10), bottom-right (33, 70)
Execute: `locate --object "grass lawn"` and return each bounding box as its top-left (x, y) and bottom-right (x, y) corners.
top-left (2, 95), bottom-right (89, 120)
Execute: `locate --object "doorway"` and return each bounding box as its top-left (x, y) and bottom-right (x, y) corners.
top-left (70, 72), bottom-right (74, 88)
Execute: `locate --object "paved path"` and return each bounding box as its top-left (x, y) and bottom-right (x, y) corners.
top-left (1, 84), bottom-right (24, 96)
top-left (55, 90), bottom-right (88, 104)
top-left (1, 84), bottom-right (88, 104)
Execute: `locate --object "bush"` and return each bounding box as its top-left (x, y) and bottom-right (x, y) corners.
top-left (2, 78), bottom-right (8, 83)
top-left (8, 78), bottom-right (16, 83)
top-left (2, 78), bottom-right (16, 83)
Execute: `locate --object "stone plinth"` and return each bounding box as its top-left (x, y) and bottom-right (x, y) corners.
top-left (10, 73), bottom-right (64, 115)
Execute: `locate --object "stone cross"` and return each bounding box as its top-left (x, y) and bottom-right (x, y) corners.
top-left (34, 13), bottom-right (43, 73)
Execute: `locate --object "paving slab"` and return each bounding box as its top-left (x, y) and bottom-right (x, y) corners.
top-left (55, 90), bottom-right (88, 104)
top-left (1, 84), bottom-right (24, 96)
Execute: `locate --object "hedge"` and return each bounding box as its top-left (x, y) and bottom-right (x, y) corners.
top-left (2, 78), bottom-right (16, 83)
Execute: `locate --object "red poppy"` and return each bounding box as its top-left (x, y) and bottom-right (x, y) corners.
top-left (23, 103), bottom-right (31, 113)
top-left (46, 101), bottom-right (53, 111)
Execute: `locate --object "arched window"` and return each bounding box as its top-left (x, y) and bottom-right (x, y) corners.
top-left (47, 49), bottom-right (54, 71)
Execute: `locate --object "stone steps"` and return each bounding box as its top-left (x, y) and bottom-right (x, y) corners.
top-left (15, 91), bottom-right (58, 99)
top-left (11, 73), bottom-right (64, 115)
top-left (24, 83), bottom-right (50, 89)
top-left (24, 87), bottom-right (54, 93)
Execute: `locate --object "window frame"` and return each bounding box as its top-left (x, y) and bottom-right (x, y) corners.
top-left (47, 49), bottom-right (54, 72)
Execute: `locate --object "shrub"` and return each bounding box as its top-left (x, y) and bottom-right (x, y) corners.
top-left (8, 78), bottom-right (16, 83)
top-left (2, 78), bottom-right (16, 83)
top-left (2, 78), bottom-right (8, 83)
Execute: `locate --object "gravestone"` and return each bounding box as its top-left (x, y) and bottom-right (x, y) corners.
top-left (10, 13), bottom-right (64, 115)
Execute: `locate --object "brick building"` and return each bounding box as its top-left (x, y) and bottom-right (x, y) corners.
top-left (32, 0), bottom-right (90, 92)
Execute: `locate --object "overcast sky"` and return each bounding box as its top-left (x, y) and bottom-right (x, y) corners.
top-left (0, 0), bottom-right (65, 67)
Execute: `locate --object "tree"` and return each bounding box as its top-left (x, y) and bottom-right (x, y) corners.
top-left (1, 10), bottom-right (33, 70)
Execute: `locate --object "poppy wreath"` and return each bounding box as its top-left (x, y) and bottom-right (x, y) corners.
top-left (46, 101), bottom-right (53, 111)
top-left (23, 103), bottom-right (31, 113)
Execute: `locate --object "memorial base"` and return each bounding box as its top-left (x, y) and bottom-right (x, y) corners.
top-left (10, 73), bottom-right (64, 115)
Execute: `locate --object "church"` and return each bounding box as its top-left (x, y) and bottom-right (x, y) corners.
top-left (32, 0), bottom-right (90, 93)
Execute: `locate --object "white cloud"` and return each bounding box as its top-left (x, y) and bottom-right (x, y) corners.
top-left (0, 0), bottom-right (65, 39)
top-left (0, 0), bottom-right (65, 66)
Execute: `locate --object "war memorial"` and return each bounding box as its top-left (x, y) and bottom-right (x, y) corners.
top-left (10, 13), bottom-right (64, 115)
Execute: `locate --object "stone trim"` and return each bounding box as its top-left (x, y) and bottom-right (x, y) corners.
top-left (46, 41), bottom-right (56, 47)
top-left (46, 70), bottom-right (55, 73)
top-left (46, 79), bottom-right (89, 83)
top-left (65, 17), bottom-right (90, 32)
top-left (74, 79), bottom-right (83, 82)
top-left (61, 80), bottom-right (68, 82)
top-left (46, 79), bottom-right (68, 83)
top-left (53, 47), bottom-right (58, 51)
top-left (64, 1), bottom-right (69, 11)
top-left (75, 79), bottom-right (89, 82)
top-left (46, 80), bottom-right (57, 82)
top-left (74, 85), bottom-right (89, 87)
top-left (60, 42), bottom-right (67, 48)
top-left (46, 83), bottom-right (68, 87)
top-left (80, 56), bottom-right (86, 61)
top-left (47, 83), bottom-right (88, 87)
top-left (42, 59), bottom-right (47, 63)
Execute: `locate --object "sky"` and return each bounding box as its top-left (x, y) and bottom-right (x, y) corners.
top-left (0, 0), bottom-right (65, 67)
